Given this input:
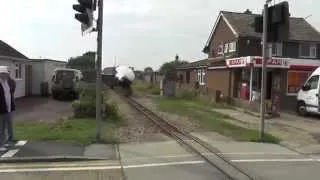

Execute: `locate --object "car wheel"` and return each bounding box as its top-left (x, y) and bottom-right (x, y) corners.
top-left (297, 101), bottom-right (307, 116)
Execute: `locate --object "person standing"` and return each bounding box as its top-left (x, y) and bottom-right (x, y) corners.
top-left (0, 66), bottom-right (16, 151)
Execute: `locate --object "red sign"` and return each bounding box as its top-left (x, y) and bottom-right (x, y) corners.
top-left (229, 58), bottom-right (245, 65)
top-left (226, 57), bottom-right (249, 67)
top-left (254, 57), bottom-right (289, 68)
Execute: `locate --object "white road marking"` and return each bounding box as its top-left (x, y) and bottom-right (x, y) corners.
top-left (0, 160), bottom-right (206, 173)
top-left (124, 160), bottom-right (205, 168)
top-left (0, 157), bottom-right (319, 173)
top-left (231, 158), bottom-right (317, 162)
top-left (124, 152), bottom-right (300, 161)
top-left (1, 149), bottom-right (20, 158)
top-left (219, 152), bottom-right (299, 155)
top-left (15, 140), bottom-right (27, 147)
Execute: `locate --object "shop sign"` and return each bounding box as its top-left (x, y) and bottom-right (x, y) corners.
top-left (226, 57), bottom-right (249, 68)
top-left (254, 57), bottom-right (289, 68)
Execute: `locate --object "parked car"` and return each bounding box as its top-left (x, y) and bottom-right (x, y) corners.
top-left (297, 67), bottom-right (320, 116)
top-left (51, 68), bottom-right (83, 100)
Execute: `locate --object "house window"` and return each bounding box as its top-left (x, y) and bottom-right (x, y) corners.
top-left (300, 44), bottom-right (317, 58)
top-left (15, 64), bottom-right (22, 79)
top-left (287, 71), bottom-right (311, 95)
top-left (228, 42), bottom-right (237, 52)
top-left (224, 44), bottom-right (229, 53)
top-left (272, 43), bottom-right (282, 56)
top-left (197, 69), bottom-right (205, 85)
top-left (217, 45), bottom-right (223, 55)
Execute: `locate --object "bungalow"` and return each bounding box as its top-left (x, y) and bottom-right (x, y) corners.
top-left (0, 40), bottom-right (67, 97)
top-left (0, 40), bottom-right (30, 98)
top-left (177, 10), bottom-right (320, 112)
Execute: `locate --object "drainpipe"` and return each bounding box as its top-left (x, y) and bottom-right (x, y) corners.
top-left (249, 64), bottom-right (253, 101)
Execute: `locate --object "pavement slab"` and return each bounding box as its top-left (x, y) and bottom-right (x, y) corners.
top-left (0, 141), bottom-right (117, 160)
top-left (119, 140), bottom-right (230, 180)
top-left (83, 144), bottom-right (116, 159)
top-left (14, 141), bottom-right (84, 158)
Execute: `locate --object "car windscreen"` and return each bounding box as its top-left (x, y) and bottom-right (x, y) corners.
top-left (56, 70), bottom-right (75, 81)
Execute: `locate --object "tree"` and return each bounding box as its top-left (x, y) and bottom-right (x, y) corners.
top-left (67, 51), bottom-right (96, 82)
top-left (159, 54), bottom-right (188, 76)
top-left (144, 67), bottom-right (153, 74)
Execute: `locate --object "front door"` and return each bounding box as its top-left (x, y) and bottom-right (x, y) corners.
top-left (303, 75), bottom-right (319, 112)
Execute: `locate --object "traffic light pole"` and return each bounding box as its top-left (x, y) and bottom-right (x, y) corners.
top-left (260, 2), bottom-right (269, 140)
top-left (96, 0), bottom-right (103, 141)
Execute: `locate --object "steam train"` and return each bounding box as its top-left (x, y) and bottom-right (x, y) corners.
top-left (102, 66), bottom-right (135, 96)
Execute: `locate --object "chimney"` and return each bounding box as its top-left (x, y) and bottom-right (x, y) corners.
top-left (175, 54), bottom-right (179, 61)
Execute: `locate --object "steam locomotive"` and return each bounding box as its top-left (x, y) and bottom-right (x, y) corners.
top-left (102, 66), bottom-right (135, 96)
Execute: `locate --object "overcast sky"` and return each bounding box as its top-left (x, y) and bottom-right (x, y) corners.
top-left (0, 0), bottom-right (319, 70)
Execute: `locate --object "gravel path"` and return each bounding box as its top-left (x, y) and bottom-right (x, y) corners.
top-left (108, 91), bottom-right (169, 143)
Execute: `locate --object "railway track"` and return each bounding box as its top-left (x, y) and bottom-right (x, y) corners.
top-left (125, 96), bottom-right (257, 180)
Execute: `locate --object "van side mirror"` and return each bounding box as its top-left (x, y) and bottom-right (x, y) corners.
top-left (52, 75), bottom-right (55, 82)
top-left (302, 84), bottom-right (311, 91)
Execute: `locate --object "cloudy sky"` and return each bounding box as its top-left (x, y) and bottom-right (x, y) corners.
top-left (0, 0), bottom-right (319, 70)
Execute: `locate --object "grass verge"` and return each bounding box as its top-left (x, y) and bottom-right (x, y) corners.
top-left (15, 118), bottom-right (119, 145)
top-left (132, 80), bottom-right (160, 95)
top-left (156, 97), bottom-right (280, 143)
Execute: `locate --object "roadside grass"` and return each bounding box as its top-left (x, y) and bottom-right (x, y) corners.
top-left (156, 97), bottom-right (280, 143)
top-left (132, 80), bottom-right (160, 95)
top-left (15, 118), bottom-right (119, 145)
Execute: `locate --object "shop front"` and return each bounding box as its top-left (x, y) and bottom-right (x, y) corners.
top-left (226, 56), bottom-right (320, 115)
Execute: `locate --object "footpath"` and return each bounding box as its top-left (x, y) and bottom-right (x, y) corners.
top-left (214, 108), bottom-right (320, 154)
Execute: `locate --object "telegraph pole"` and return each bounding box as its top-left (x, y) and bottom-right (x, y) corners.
top-left (96, 0), bottom-right (104, 141)
top-left (259, 1), bottom-right (269, 140)
top-left (254, 0), bottom-right (290, 140)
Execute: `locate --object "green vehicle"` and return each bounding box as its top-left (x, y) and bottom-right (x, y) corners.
top-left (51, 68), bottom-right (83, 100)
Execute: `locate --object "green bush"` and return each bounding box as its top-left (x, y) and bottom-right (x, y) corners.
top-left (72, 88), bottom-right (118, 121)
top-left (72, 100), bottom-right (96, 118)
top-left (103, 101), bottom-right (119, 120)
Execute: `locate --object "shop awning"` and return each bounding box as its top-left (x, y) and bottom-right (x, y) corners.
top-left (225, 56), bottom-right (320, 69)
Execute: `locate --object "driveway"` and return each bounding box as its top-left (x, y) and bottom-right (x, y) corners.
top-left (13, 96), bottom-right (73, 123)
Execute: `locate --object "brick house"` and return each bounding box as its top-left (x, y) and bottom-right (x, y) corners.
top-left (177, 10), bottom-right (320, 112)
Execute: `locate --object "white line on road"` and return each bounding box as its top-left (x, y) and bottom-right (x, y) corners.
top-left (15, 140), bottom-right (27, 147)
top-left (1, 149), bottom-right (20, 158)
top-left (231, 158), bottom-right (317, 162)
top-left (123, 152), bottom-right (300, 161)
top-left (124, 160), bottom-right (205, 169)
top-left (0, 160), bottom-right (206, 173)
top-left (0, 158), bottom-right (319, 173)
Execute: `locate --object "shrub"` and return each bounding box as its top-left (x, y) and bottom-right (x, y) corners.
top-left (103, 101), bottom-right (119, 120)
top-left (72, 100), bottom-right (96, 118)
top-left (72, 88), bottom-right (118, 121)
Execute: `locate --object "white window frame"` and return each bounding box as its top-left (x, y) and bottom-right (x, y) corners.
top-left (228, 42), bottom-right (236, 52)
top-left (217, 45), bottom-right (223, 55)
top-left (299, 43), bottom-right (317, 58)
top-left (224, 43), bottom-right (229, 54)
top-left (15, 63), bottom-right (22, 80)
top-left (197, 69), bottom-right (206, 85)
top-left (272, 43), bottom-right (282, 56)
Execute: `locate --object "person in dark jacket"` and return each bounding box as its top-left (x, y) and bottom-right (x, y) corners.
top-left (0, 66), bottom-right (16, 151)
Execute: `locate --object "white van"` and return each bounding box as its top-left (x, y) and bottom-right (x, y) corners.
top-left (297, 67), bottom-right (320, 115)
